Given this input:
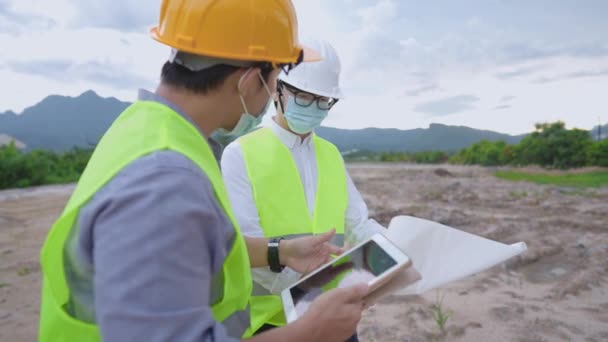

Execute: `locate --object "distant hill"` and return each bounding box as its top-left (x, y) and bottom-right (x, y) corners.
top-left (316, 124), bottom-right (525, 152)
top-left (6, 90), bottom-right (603, 153)
top-left (590, 123), bottom-right (608, 140)
top-left (0, 91), bottom-right (129, 151)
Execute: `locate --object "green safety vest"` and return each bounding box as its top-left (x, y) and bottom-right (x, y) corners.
top-left (38, 101), bottom-right (253, 341)
top-left (238, 127), bottom-right (348, 332)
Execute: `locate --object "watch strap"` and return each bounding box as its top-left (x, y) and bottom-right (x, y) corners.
top-left (268, 238), bottom-right (285, 273)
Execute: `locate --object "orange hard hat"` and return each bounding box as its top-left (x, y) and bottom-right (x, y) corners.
top-left (151, 0), bottom-right (320, 66)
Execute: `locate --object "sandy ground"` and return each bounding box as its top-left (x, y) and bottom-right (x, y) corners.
top-left (1, 164), bottom-right (607, 341)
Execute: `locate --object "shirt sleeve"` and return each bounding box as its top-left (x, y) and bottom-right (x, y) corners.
top-left (221, 141), bottom-right (301, 294)
top-left (87, 152), bottom-right (239, 342)
top-left (220, 141), bottom-right (264, 238)
top-left (344, 168), bottom-right (387, 247)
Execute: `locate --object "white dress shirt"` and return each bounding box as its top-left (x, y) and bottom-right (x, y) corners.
top-left (221, 118), bottom-right (384, 294)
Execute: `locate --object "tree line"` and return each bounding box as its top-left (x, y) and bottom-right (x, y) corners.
top-left (1, 121), bottom-right (607, 190)
top-left (0, 143), bottom-right (92, 189)
top-left (346, 122), bottom-right (607, 168)
top-left (449, 122), bottom-right (607, 168)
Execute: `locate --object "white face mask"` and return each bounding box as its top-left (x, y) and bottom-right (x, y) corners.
top-left (211, 69), bottom-right (273, 145)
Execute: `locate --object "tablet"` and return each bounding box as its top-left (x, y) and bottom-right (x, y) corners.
top-left (281, 233), bottom-right (411, 322)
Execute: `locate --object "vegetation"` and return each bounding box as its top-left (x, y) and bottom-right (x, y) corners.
top-left (0, 142), bottom-right (92, 190)
top-left (346, 122), bottom-right (607, 169)
top-left (450, 122), bottom-right (607, 168)
top-left (17, 267), bottom-right (32, 277)
top-left (379, 151), bottom-right (450, 163)
top-left (344, 150), bottom-right (451, 163)
top-left (513, 122), bottom-right (592, 168)
top-left (1, 121), bottom-right (606, 190)
top-left (449, 140), bottom-right (511, 166)
top-left (431, 292), bottom-right (452, 333)
top-left (587, 138), bottom-right (608, 167)
top-left (496, 170), bottom-right (608, 188)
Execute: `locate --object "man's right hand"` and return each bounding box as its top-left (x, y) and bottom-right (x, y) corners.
top-left (246, 283), bottom-right (369, 342)
top-left (298, 283), bottom-right (369, 341)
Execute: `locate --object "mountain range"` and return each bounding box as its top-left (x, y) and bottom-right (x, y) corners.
top-left (0, 91), bottom-right (128, 151)
top-left (0, 90), bottom-right (601, 152)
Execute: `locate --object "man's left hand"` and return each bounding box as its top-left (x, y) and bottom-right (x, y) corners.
top-left (279, 229), bottom-right (342, 274)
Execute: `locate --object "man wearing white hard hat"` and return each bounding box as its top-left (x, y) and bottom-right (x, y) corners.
top-left (221, 39), bottom-right (385, 339)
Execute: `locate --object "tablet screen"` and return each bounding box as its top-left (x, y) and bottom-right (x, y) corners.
top-left (289, 239), bottom-right (397, 316)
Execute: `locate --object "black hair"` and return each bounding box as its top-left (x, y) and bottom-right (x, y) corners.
top-left (160, 61), bottom-right (274, 94)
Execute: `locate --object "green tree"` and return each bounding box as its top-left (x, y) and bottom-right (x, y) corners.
top-left (513, 122), bottom-right (592, 168)
top-left (587, 139), bottom-right (608, 167)
top-left (449, 140), bottom-right (510, 166)
top-left (414, 151), bottom-right (448, 164)
top-left (0, 144), bottom-right (93, 190)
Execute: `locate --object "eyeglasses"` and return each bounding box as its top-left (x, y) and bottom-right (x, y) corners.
top-left (279, 80), bottom-right (339, 110)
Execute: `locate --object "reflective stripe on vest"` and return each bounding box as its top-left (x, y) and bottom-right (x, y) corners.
top-left (239, 127), bottom-right (348, 332)
top-left (38, 101), bottom-right (253, 341)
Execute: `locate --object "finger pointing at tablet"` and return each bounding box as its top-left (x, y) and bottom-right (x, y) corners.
top-left (314, 229), bottom-right (344, 256)
top-left (279, 229), bottom-right (344, 274)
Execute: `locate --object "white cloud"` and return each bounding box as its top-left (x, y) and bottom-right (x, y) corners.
top-left (356, 0), bottom-right (397, 27)
top-left (406, 83), bottom-right (440, 97)
top-left (414, 95), bottom-right (480, 117)
top-left (0, 0), bottom-right (57, 34)
top-left (4, 0), bottom-right (77, 29)
top-left (66, 0), bottom-right (159, 31)
top-left (7, 59), bottom-right (154, 89)
top-left (0, 19), bottom-right (167, 111)
top-left (533, 68), bottom-right (608, 84)
top-left (1, 0), bottom-right (608, 135)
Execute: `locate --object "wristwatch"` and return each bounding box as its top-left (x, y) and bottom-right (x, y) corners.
top-left (268, 238), bottom-right (285, 273)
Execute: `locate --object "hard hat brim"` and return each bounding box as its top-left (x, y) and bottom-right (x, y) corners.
top-left (300, 45), bottom-right (322, 62)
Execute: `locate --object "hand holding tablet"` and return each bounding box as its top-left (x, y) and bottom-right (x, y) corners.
top-left (282, 233), bottom-right (412, 322)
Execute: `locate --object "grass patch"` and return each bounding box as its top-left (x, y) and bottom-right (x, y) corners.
top-left (560, 189), bottom-right (603, 198)
top-left (509, 190), bottom-right (528, 200)
top-left (495, 170), bottom-right (608, 188)
top-left (431, 292), bottom-right (452, 333)
top-left (17, 267), bottom-right (32, 276)
top-left (0, 283), bottom-right (10, 289)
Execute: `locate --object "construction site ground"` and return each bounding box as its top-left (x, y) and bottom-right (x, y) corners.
top-left (1, 164), bottom-right (607, 341)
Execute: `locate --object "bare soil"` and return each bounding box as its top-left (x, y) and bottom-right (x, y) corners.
top-left (353, 164), bottom-right (608, 342)
top-left (1, 164), bottom-right (607, 341)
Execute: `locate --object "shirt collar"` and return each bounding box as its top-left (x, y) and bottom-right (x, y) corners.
top-left (269, 117), bottom-right (314, 149)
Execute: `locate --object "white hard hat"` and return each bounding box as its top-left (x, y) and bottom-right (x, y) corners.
top-left (279, 39), bottom-right (344, 99)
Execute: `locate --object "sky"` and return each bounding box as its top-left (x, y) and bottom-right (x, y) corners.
top-left (1, 0), bottom-right (607, 134)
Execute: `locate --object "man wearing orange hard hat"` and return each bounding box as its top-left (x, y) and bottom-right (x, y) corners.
top-left (37, 1), bottom-right (368, 341)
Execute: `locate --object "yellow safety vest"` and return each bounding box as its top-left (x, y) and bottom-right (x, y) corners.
top-left (239, 127), bottom-right (348, 332)
top-left (38, 101), bottom-right (253, 341)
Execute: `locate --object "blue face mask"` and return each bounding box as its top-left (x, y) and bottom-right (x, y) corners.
top-left (211, 69), bottom-right (273, 145)
top-left (283, 96), bottom-right (329, 134)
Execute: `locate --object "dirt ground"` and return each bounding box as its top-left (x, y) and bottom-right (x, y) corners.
top-left (1, 164), bottom-right (607, 341)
